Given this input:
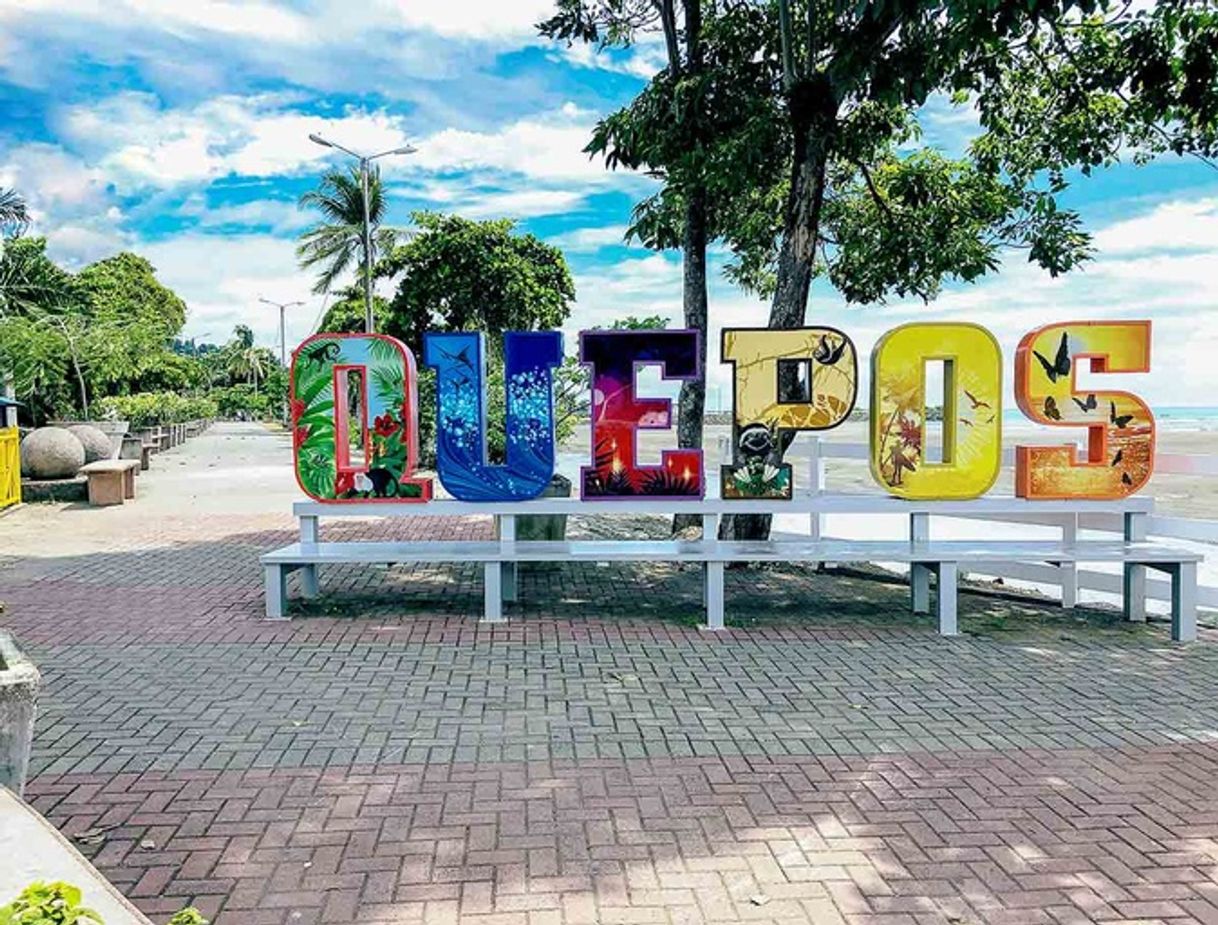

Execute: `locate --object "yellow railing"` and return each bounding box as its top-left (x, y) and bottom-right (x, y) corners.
top-left (0, 427), bottom-right (19, 509)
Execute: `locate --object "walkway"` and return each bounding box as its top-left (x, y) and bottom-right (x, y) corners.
top-left (2, 423), bottom-right (1217, 924)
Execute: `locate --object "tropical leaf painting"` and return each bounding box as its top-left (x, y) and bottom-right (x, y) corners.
top-left (290, 334), bottom-right (432, 502)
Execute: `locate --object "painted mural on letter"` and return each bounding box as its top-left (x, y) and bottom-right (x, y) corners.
top-left (423, 330), bottom-right (562, 502)
top-left (1015, 321), bottom-right (1155, 499)
top-left (290, 333), bottom-right (432, 503)
top-left (580, 329), bottom-right (703, 499)
top-left (870, 323), bottom-right (1003, 500)
top-left (720, 327), bottom-right (857, 499)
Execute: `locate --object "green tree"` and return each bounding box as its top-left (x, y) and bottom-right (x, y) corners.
top-left (549, 0), bottom-right (1218, 537)
top-left (380, 212), bottom-right (574, 355)
top-left (297, 166), bottom-right (396, 296)
top-left (317, 282), bottom-right (391, 334)
top-left (74, 252), bottom-right (189, 402)
top-left (221, 326), bottom-right (276, 394)
top-left (77, 253), bottom-right (186, 335)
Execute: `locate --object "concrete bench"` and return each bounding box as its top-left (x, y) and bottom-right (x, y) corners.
top-left (260, 495), bottom-right (1200, 641)
top-left (78, 459), bottom-right (139, 506)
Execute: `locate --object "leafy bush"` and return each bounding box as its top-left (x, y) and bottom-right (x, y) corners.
top-left (93, 392), bottom-right (217, 428)
top-left (0, 882), bottom-right (208, 925)
top-left (0, 881), bottom-right (101, 924)
top-left (212, 384), bottom-right (277, 420)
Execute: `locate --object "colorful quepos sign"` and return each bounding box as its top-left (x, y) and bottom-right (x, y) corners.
top-left (290, 320), bottom-right (1156, 504)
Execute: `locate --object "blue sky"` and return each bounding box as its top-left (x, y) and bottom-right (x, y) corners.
top-left (2, 1), bottom-right (1216, 408)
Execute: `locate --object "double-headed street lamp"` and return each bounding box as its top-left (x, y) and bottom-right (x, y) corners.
top-left (259, 297), bottom-right (305, 367)
top-left (307, 133), bottom-right (417, 334)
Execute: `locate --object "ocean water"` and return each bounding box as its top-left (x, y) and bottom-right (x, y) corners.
top-left (1002, 406), bottom-right (1218, 432)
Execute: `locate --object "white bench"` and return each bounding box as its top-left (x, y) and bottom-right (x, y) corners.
top-left (261, 495), bottom-right (1201, 641)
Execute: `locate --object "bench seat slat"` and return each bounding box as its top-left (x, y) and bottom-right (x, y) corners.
top-left (263, 538), bottom-right (1200, 566)
top-left (294, 494), bottom-right (1154, 518)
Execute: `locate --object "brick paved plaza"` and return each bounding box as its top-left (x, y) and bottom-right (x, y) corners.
top-left (3, 423), bottom-right (1218, 924)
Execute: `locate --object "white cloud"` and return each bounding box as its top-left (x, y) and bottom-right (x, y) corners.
top-left (1092, 197), bottom-right (1218, 255)
top-left (53, 92), bottom-right (612, 195)
top-left (1, 0), bottom-right (552, 46)
top-left (411, 106), bottom-right (604, 182)
top-left (139, 232), bottom-right (321, 351)
top-left (59, 92), bottom-right (417, 189)
top-left (549, 225), bottom-right (636, 251)
top-left (0, 142), bottom-right (127, 265)
top-left (555, 41), bottom-right (668, 80)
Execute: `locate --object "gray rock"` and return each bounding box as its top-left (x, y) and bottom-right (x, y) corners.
top-left (19, 426), bottom-right (85, 479)
top-left (67, 424), bottom-right (115, 463)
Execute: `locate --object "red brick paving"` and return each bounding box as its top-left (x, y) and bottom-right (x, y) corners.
top-left (5, 424), bottom-right (1218, 923)
top-left (26, 747), bottom-right (1218, 924)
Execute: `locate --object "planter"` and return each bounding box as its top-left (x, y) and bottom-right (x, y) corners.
top-left (0, 631), bottom-right (40, 798)
top-left (516, 474), bottom-right (572, 572)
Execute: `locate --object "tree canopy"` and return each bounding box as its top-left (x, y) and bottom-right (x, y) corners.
top-left (542, 0), bottom-right (1218, 537)
top-left (552, 1), bottom-right (1218, 314)
top-left (377, 212), bottom-right (576, 355)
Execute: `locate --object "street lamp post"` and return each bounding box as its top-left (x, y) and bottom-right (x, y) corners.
top-left (307, 133), bottom-right (417, 334)
top-left (259, 298), bottom-right (305, 367)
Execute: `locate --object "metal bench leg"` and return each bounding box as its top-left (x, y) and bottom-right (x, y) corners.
top-left (502, 563), bottom-right (518, 604)
top-left (300, 565), bottom-right (319, 599)
top-left (264, 565), bottom-right (289, 620)
top-left (1060, 514), bottom-right (1078, 609)
top-left (1171, 561), bottom-right (1197, 643)
top-left (704, 561), bottom-right (725, 631)
top-left (1124, 512), bottom-right (1148, 622)
top-left (935, 562), bottom-right (959, 636)
top-left (910, 513), bottom-right (930, 613)
top-left (498, 514), bottom-right (518, 605)
top-left (1124, 564), bottom-right (1148, 622)
top-left (911, 563), bottom-right (931, 614)
top-left (482, 562), bottom-right (504, 623)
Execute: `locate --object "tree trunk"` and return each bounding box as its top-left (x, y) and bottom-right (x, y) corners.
top-left (673, 189), bottom-right (710, 534)
top-left (727, 78), bottom-right (835, 541)
top-left (671, 0), bottom-right (708, 536)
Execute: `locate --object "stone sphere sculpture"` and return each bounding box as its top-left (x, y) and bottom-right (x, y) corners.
top-left (19, 427), bottom-right (86, 480)
top-left (66, 424), bottom-right (114, 463)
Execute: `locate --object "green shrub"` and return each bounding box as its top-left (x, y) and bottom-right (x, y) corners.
top-left (212, 384), bottom-right (277, 420)
top-left (0, 881), bottom-right (102, 924)
top-left (93, 392), bottom-right (216, 427)
top-left (0, 882), bottom-right (208, 925)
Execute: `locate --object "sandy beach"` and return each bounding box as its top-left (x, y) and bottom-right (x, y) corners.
top-left (565, 419), bottom-right (1218, 518)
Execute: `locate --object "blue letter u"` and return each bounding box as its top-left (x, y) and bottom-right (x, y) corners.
top-left (423, 331), bottom-right (563, 501)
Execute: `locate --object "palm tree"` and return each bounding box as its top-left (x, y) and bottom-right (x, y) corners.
top-left (296, 166), bottom-right (396, 296)
top-left (223, 325), bottom-right (269, 393)
top-left (0, 188), bottom-right (30, 239)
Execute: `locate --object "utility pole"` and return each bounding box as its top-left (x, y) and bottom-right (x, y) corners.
top-left (307, 133), bottom-right (417, 333)
top-left (259, 298), bottom-right (304, 367)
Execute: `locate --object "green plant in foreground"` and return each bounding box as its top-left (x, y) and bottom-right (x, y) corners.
top-left (165, 910), bottom-right (208, 925)
top-left (0, 882), bottom-right (208, 925)
top-left (0, 881), bottom-right (102, 925)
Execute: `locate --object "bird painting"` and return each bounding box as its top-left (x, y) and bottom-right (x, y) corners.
top-left (964, 389), bottom-right (991, 411)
